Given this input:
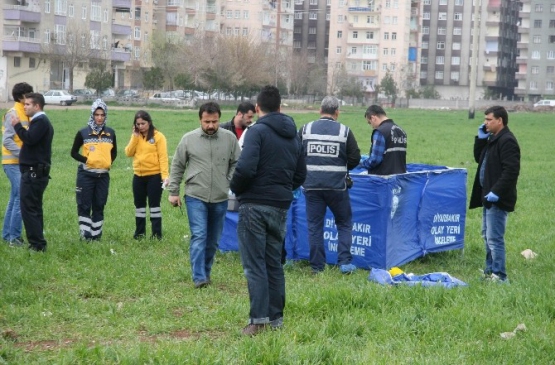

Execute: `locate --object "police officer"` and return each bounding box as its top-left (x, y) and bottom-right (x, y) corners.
top-left (299, 96), bottom-right (361, 274)
top-left (361, 105), bottom-right (407, 175)
top-left (11, 93), bottom-right (54, 252)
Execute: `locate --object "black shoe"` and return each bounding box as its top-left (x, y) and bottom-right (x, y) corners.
top-left (194, 280), bottom-right (210, 289)
top-left (28, 245), bottom-right (46, 252)
top-left (133, 234), bottom-right (146, 240)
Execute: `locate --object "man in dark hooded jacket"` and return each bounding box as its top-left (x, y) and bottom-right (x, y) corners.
top-left (230, 85), bottom-right (306, 336)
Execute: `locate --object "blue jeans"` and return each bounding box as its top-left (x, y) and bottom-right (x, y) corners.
top-left (2, 164), bottom-right (22, 241)
top-left (237, 203), bottom-right (288, 325)
top-left (185, 196), bottom-right (227, 284)
top-left (305, 189), bottom-right (353, 271)
top-left (482, 206), bottom-right (509, 280)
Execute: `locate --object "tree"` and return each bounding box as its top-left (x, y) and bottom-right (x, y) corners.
top-left (149, 31), bottom-right (184, 90)
top-left (174, 72), bottom-right (194, 91)
top-left (41, 21), bottom-right (107, 92)
top-left (337, 75), bottom-right (365, 103)
top-left (379, 72), bottom-right (398, 106)
top-left (421, 85), bottom-right (441, 99)
top-left (143, 67), bottom-right (165, 91)
top-left (85, 64), bottom-right (113, 96)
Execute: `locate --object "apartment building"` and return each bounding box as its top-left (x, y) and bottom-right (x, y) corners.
top-left (420, 0), bottom-right (518, 100)
top-left (1, 0), bottom-right (293, 101)
top-left (293, 0), bottom-right (330, 64)
top-left (327, 0), bottom-right (420, 99)
top-left (514, 0), bottom-right (555, 100)
top-left (1, 0), bottom-right (134, 101)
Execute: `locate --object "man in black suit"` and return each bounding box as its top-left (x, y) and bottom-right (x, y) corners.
top-left (11, 93), bottom-right (54, 252)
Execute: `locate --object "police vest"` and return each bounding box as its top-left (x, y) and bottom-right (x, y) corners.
top-left (302, 118), bottom-right (349, 190)
top-left (369, 119), bottom-right (407, 175)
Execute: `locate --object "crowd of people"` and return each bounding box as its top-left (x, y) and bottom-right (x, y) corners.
top-left (2, 82), bottom-right (520, 335)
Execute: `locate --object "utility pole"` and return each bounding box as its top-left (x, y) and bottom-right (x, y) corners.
top-left (275, 0), bottom-right (281, 87)
top-left (468, 0), bottom-right (481, 119)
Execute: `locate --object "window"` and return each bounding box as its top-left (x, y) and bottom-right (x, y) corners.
top-left (535, 4), bottom-right (543, 12)
top-left (364, 45), bottom-right (377, 55)
top-left (29, 58), bottom-right (36, 68)
top-left (422, 41), bottom-right (429, 49)
top-left (391, 48), bottom-right (396, 56)
top-left (452, 56), bottom-right (460, 65)
top-left (91, 3), bottom-right (101, 21)
top-left (226, 10), bottom-right (232, 18)
top-left (393, 0), bottom-right (398, 9)
top-left (337, 30), bottom-right (342, 38)
top-left (392, 16), bottom-right (398, 25)
top-left (421, 56), bottom-right (428, 64)
top-left (385, 0), bottom-right (391, 8)
top-left (69, 3), bottom-right (74, 17)
top-left (547, 81), bottom-right (554, 90)
top-left (383, 48), bottom-right (389, 56)
top-left (550, 20), bottom-right (555, 28)
top-left (453, 28), bottom-right (462, 35)
top-left (455, 0), bottom-right (463, 5)
top-left (366, 31), bottom-right (374, 39)
top-left (134, 27), bottom-right (141, 40)
top-left (390, 63), bottom-right (396, 71)
top-left (363, 60), bottom-right (377, 70)
top-left (451, 71), bottom-right (460, 81)
top-left (14, 57), bottom-right (21, 67)
top-left (423, 0), bottom-right (431, 5)
top-left (548, 50), bottom-right (555, 59)
top-left (353, 31), bottom-right (358, 39)
top-left (294, 12), bottom-right (302, 19)
top-left (336, 46), bottom-right (342, 54)
top-left (104, 9), bottom-right (109, 22)
top-left (532, 66), bottom-right (540, 74)
top-left (435, 71), bottom-right (444, 79)
top-left (438, 12), bottom-right (447, 20)
top-left (226, 27), bottom-right (232, 36)
top-left (439, 0), bottom-right (447, 4)
top-left (82, 5), bottom-right (87, 19)
top-left (436, 56), bottom-right (445, 64)
top-left (384, 32), bottom-right (389, 40)
top-left (420, 71), bottom-right (428, 79)
top-left (547, 66), bottom-right (555, 74)
top-left (531, 50), bottom-right (540, 59)
top-left (422, 27), bottom-right (429, 35)
top-left (437, 41), bottom-right (445, 49)
top-left (530, 81), bottom-right (538, 89)
top-left (244, 10), bottom-right (249, 19)
top-left (135, 47), bottom-right (141, 60)
top-left (367, 15), bottom-right (375, 24)
top-left (234, 10), bottom-right (240, 18)
top-left (382, 63), bottom-right (388, 71)
top-left (135, 7), bottom-right (141, 20)
top-left (309, 27), bottom-right (316, 34)
top-left (45, 0), bottom-right (51, 13)
top-left (392, 32), bottom-right (397, 40)
top-left (351, 47), bottom-right (357, 54)
top-left (293, 41), bottom-right (300, 48)
top-left (309, 12), bottom-right (317, 19)
top-left (337, 14), bottom-right (344, 22)
top-left (534, 20), bottom-right (542, 28)
top-left (423, 12), bottom-right (430, 20)
top-left (438, 27), bottom-right (446, 35)
top-left (453, 42), bottom-right (461, 50)
top-left (454, 13), bottom-right (462, 21)
top-left (552, 4), bottom-right (555, 12)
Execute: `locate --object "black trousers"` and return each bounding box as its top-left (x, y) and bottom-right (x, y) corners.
top-left (20, 171), bottom-right (50, 251)
top-left (132, 174), bottom-right (163, 239)
top-left (76, 168), bottom-right (110, 240)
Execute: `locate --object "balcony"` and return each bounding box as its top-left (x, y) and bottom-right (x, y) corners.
top-left (2, 35), bottom-right (41, 53)
top-left (347, 7), bottom-right (376, 13)
top-left (516, 56), bottom-right (528, 63)
top-left (113, 0), bottom-right (131, 12)
top-left (111, 48), bottom-right (131, 62)
top-left (111, 23), bottom-right (131, 36)
top-left (515, 72), bottom-right (527, 80)
top-left (517, 42), bottom-right (527, 49)
top-left (3, 5), bottom-right (41, 23)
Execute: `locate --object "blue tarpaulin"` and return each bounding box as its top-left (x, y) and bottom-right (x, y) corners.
top-left (368, 268), bottom-right (468, 288)
top-left (219, 163), bottom-right (467, 270)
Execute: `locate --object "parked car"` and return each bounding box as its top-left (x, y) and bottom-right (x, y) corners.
top-left (117, 89), bottom-right (140, 99)
top-left (149, 92), bottom-right (180, 102)
top-left (73, 88), bottom-right (94, 96)
top-left (533, 99), bottom-right (555, 108)
top-left (101, 88), bottom-right (116, 97)
top-left (43, 90), bottom-right (77, 106)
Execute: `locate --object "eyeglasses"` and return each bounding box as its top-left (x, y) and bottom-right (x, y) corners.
top-left (93, 113), bottom-right (106, 117)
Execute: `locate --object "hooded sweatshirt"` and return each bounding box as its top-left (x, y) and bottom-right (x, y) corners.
top-left (230, 112), bottom-right (306, 209)
top-left (70, 99), bottom-right (117, 173)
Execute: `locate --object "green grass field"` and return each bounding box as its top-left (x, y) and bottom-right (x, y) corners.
top-left (1, 105), bottom-right (554, 364)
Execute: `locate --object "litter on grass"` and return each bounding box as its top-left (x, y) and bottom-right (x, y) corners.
top-left (520, 249), bottom-right (537, 259)
top-left (500, 323), bottom-right (527, 339)
top-left (368, 267), bottom-right (467, 288)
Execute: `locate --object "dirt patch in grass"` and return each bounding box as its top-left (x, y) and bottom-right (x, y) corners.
top-left (16, 339), bottom-right (75, 352)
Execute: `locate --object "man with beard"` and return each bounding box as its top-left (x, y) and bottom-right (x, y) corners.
top-left (167, 102), bottom-right (241, 289)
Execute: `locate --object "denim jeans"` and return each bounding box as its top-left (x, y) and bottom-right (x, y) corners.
top-left (185, 196), bottom-right (227, 285)
top-left (2, 164), bottom-right (22, 241)
top-left (482, 205), bottom-right (509, 280)
top-left (237, 203), bottom-right (288, 325)
top-left (305, 189), bottom-right (353, 271)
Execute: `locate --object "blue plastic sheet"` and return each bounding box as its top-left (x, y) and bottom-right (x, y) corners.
top-left (368, 268), bottom-right (468, 288)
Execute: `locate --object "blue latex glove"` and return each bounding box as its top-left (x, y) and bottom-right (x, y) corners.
top-left (485, 192), bottom-right (499, 202)
top-left (478, 124), bottom-right (490, 139)
top-left (292, 188), bottom-right (302, 200)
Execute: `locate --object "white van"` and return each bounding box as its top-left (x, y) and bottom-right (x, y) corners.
top-left (533, 100), bottom-right (555, 108)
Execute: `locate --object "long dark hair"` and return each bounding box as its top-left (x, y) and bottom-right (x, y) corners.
top-left (134, 110), bottom-right (156, 141)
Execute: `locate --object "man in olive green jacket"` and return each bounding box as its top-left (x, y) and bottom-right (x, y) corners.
top-left (168, 102), bottom-right (240, 289)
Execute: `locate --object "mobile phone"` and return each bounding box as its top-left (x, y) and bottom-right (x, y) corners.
top-left (481, 124), bottom-right (488, 133)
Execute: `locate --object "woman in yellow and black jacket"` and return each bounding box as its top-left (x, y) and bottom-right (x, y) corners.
top-left (70, 99), bottom-right (117, 241)
top-left (124, 110), bottom-right (169, 240)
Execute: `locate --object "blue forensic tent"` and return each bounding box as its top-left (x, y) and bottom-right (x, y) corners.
top-left (219, 164), bottom-right (467, 270)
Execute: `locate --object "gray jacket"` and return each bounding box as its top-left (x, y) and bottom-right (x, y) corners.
top-left (168, 127), bottom-right (240, 203)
